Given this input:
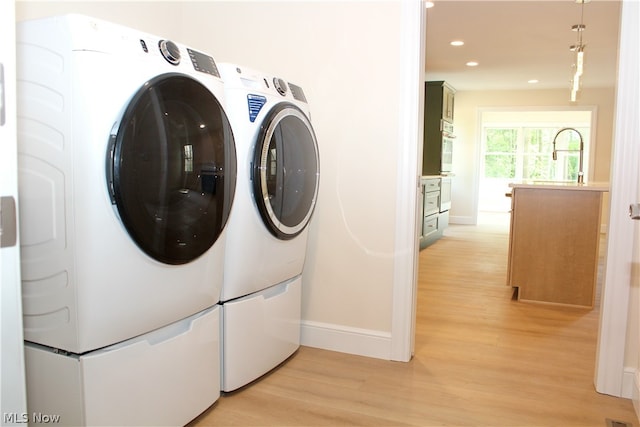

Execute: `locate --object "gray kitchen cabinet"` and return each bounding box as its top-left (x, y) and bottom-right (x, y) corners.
top-left (422, 81), bottom-right (455, 176)
top-left (419, 177), bottom-right (448, 249)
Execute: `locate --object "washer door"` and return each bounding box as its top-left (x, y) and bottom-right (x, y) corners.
top-left (108, 73), bottom-right (236, 265)
top-left (252, 103), bottom-right (319, 240)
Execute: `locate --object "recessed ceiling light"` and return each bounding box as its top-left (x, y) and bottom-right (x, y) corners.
top-left (450, 40), bottom-right (464, 47)
top-left (466, 61), bottom-right (479, 67)
top-left (528, 79), bottom-right (539, 84)
top-left (425, 1), bottom-right (435, 8)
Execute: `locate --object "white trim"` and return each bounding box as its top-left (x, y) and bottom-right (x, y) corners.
top-left (622, 367), bottom-right (638, 400)
top-left (301, 321), bottom-right (392, 360)
top-left (595, 0), bottom-right (639, 397)
top-left (1, 0), bottom-right (28, 418)
top-left (389, 0), bottom-right (426, 362)
top-left (449, 215), bottom-right (476, 225)
top-left (633, 368), bottom-right (640, 420)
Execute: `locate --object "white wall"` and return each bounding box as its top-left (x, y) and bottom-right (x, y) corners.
top-left (16, 1), bottom-right (415, 358)
top-left (177, 0), bottom-right (405, 335)
top-left (448, 87), bottom-right (616, 225)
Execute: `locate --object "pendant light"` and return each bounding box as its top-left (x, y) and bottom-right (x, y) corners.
top-left (570, 0), bottom-right (589, 102)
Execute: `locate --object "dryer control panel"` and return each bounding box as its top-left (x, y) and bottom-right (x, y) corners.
top-left (154, 38), bottom-right (220, 78)
top-left (187, 48), bottom-right (220, 78)
top-left (159, 39), bottom-right (181, 65)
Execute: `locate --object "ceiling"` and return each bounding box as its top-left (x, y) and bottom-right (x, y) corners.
top-left (424, 0), bottom-right (622, 91)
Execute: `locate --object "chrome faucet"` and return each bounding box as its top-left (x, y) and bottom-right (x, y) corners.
top-left (552, 127), bottom-right (585, 184)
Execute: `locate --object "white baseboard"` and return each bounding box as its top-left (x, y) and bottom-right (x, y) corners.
top-left (628, 367), bottom-right (640, 421)
top-left (449, 215), bottom-right (475, 225)
top-left (622, 367), bottom-right (637, 399)
top-left (300, 320), bottom-right (392, 360)
top-left (636, 372), bottom-right (640, 423)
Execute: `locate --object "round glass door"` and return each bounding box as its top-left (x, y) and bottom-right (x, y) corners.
top-left (252, 103), bottom-right (319, 240)
top-left (108, 73), bottom-right (236, 265)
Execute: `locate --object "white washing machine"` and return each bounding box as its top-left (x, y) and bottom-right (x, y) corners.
top-left (217, 64), bottom-right (319, 391)
top-left (17, 15), bottom-right (236, 425)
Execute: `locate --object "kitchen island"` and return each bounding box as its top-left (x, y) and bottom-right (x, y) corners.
top-left (507, 181), bottom-right (609, 308)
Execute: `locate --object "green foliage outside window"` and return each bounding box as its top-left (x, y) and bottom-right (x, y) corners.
top-left (484, 129), bottom-right (516, 178)
top-left (483, 126), bottom-right (587, 182)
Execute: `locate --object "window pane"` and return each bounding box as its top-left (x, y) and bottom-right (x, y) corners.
top-left (484, 128), bottom-right (516, 178)
top-left (485, 154), bottom-right (515, 178)
top-left (486, 128), bottom-right (517, 152)
top-left (564, 155), bottom-right (579, 181)
top-left (523, 128), bottom-right (554, 154)
top-left (522, 154), bottom-right (553, 180)
top-left (522, 128), bottom-right (554, 180)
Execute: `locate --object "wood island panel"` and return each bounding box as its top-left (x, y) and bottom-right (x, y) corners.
top-left (507, 186), bottom-right (604, 308)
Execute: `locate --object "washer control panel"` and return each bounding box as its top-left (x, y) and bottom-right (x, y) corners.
top-left (273, 77), bottom-right (288, 96)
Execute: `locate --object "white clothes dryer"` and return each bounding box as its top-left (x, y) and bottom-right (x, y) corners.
top-left (17, 15), bottom-right (236, 425)
top-left (217, 64), bottom-right (319, 391)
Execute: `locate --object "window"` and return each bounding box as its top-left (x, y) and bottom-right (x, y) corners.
top-left (478, 109), bottom-right (593, 212)
top-left (484, 128), bottom-right (517, 179)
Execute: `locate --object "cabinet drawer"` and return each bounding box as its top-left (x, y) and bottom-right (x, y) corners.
top-left (423, 215), bottom-right (439, 238)
top-left (424, 191), bottom-right (440, 216)
top-left (423, 178), bottom-right (440, 191)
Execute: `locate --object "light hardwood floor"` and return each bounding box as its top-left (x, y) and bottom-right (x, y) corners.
top-left (190, 217), bottom-right (637, 426)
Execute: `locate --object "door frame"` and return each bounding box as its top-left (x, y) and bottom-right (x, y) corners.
top-left (594, 0), bottom-right (639, 398)
top-left (391, 0), bottom-right (639, 398)
top-left (1, 0), bottom-right (28, 416)
top-left (390, 0), bottom-right (426, 362)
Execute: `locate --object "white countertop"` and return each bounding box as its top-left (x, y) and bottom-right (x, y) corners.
top-left (508, 181), bottom-right (609, 192)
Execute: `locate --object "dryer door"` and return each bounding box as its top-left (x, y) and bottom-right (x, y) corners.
top-left (108, 73), bottom-right (236, 265)
top-left (252, 103), bottom-right (319, 240)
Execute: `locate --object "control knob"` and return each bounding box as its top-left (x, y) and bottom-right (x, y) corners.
top-left (273, 77), bottom-right (288, 96)
top-left (159, 40), bottom-right (180, 65)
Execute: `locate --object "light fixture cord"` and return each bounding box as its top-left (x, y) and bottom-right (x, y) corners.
top-left (578, 1), bottom-right (585, 46)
